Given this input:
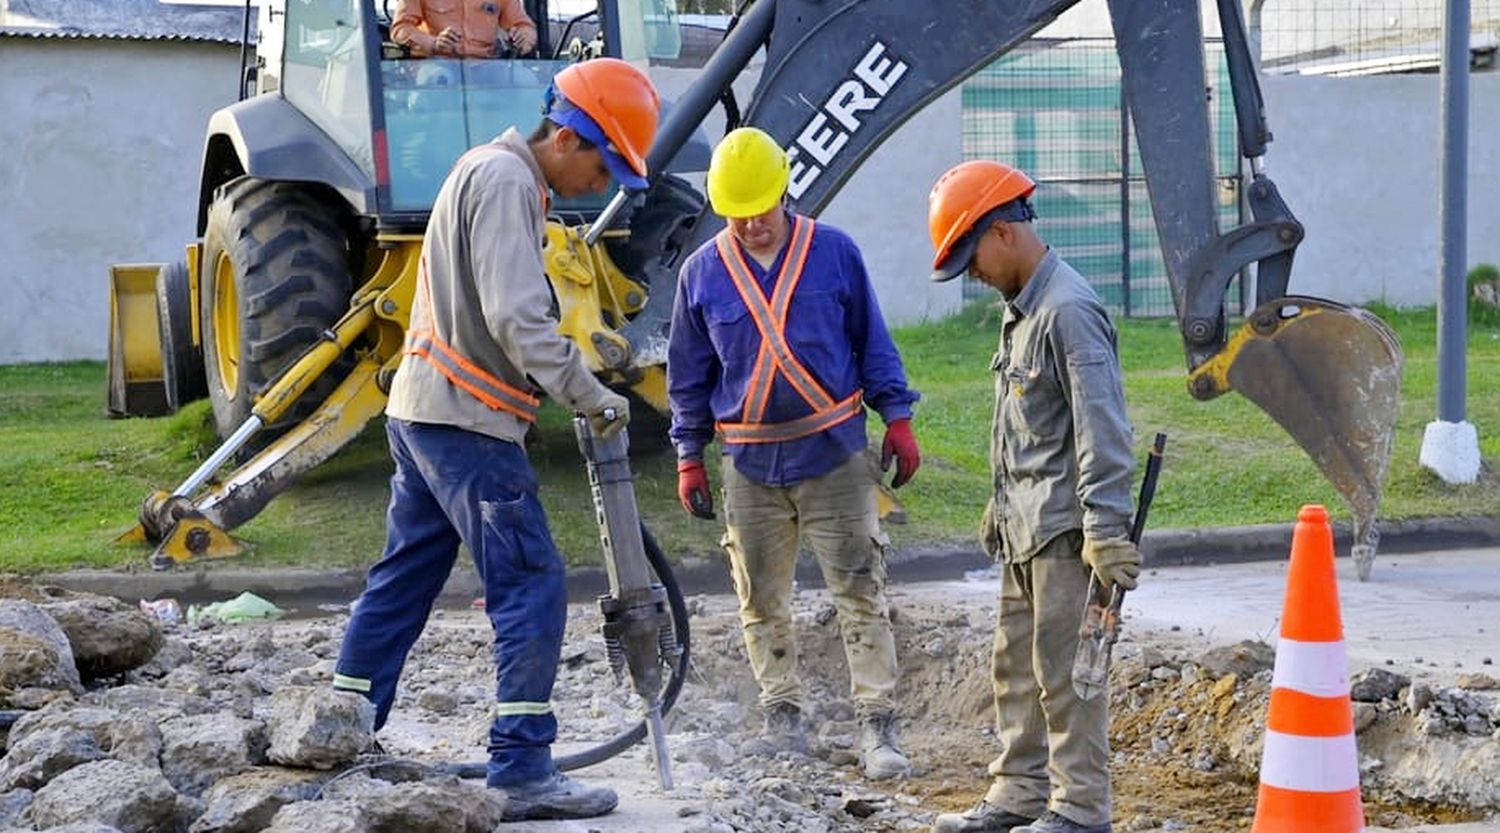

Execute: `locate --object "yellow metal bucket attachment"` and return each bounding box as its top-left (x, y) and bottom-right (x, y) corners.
top-left (148, 514), bottom-right (245, 570)
top-left (107, 263), bottom-right (170, 417)
top-left (117, 490), bottom-right (246, 569)
top-left (1190, 297), bottom-right (1403, 580)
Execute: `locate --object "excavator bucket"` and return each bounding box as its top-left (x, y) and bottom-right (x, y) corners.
top-left (106, 264), bottom-right (170, 418)
top-left (1191, 297), bottom-right (1403, 580)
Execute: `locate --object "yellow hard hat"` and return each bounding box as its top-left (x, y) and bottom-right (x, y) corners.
top-left (706, 127), bottom-right (790, 218)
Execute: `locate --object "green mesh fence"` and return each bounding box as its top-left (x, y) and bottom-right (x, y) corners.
top-left (1260, 0), bottom-right (1500, 75)
top-left (960, 39), bottom-right (1244, 318)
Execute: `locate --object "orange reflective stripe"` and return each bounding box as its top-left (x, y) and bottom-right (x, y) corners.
top-left (716, 232), bottom-right (810, 407)
top-left (743, 345), bottom-right (776, 423)
top-left (747, 215), bottom-right (817, 423)
top-left (716, 217), bottom-right (834, 411)
top-left (404, 331), bottom-right (541, 419)
top-left (714, 237), bottom-right (777, 422)
top-left (718, 390), bottom-right (863, 444)
top-left (747, 216), bottom-right (819, 421)
top-left (404, 254), bottom-right (541, 422)
top-left (759, 218), bottom-right (829, 408)
top-left (712, 216), bottom-right (867, 444)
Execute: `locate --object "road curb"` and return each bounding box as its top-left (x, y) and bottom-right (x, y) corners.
top-left (35, 515), bottom-right (1500, 609)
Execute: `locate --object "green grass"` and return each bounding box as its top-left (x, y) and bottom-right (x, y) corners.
top-left (1, 305), bottom-right (1496, 574)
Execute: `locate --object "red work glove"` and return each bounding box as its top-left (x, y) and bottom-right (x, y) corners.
top-left (677, 459), bottom-right (715, 520)
top-left (880, 418), bottom-right (921, 489)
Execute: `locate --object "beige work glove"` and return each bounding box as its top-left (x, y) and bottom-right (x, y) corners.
top-left (978, 498), bottom-right (1003, 560)
top-left (585, 392), bottom-right (630, 442)
top-left (1082, 536), bottom-right (1142, 591)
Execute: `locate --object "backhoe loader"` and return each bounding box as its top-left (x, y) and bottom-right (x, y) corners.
top-left (109, 0), bottom-right (1402, 584)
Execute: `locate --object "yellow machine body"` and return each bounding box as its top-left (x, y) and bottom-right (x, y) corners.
top-left (119, 221), bottom-right (709, 566)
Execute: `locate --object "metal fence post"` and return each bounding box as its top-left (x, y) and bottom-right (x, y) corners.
top-left (1420, 0), bottom-right (1482, 485)
top-left (1437, 0), bottom-right (1470, 425)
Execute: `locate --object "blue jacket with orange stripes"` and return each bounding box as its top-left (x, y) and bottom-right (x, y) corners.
top-left (667, 214), bottom-right (920, 487)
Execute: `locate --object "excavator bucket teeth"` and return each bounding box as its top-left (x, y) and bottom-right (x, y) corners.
top-left (1194, 297), bottom-right (1403, 579)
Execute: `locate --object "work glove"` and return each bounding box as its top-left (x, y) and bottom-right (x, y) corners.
top-left (585, 392), bottom-right (630, 442)
top-left (676, 459), bottom-right (715, 520)
top-left (879, 418), bottom-right (921, 489)
top-left (978, 498), bottom-right (1003, 559)
top-left (1082, 535), bottom-right (1142, 591)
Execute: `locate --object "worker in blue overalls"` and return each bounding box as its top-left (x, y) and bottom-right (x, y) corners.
top-left (332, 59), bottom-right (660, 821)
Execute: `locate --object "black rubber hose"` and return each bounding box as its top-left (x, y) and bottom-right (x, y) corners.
top-left (434, 521), bottom-right (691, 778)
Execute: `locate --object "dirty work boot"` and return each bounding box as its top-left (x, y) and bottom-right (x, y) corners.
top-left (761, 702), bottom-right (811, 754)
top-left (859, 713), bottom-right (911, 780)
top-left (929, 801), bottom-right (1035, 833)
top-left (498, 771), bottom-right (618, 821)
top-left (1011, 809), bottom-right (1110, 833)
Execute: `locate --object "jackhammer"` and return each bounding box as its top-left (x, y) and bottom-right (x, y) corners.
top-left (570, 412), bottom-right (683, 788)
top-left (428, 414), bottom-right (690, 789)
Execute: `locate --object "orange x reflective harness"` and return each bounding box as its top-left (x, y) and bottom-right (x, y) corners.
top-left (402, 144), bottom-right (544, 422)
top-left (713, 215), bottom-right (863, 445)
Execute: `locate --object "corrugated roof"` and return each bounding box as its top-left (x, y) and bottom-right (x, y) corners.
top-left (0, 0), bottom-right (254, 44)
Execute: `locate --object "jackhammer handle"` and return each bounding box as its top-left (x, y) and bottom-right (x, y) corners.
top-left (574, 407), bottom-right (621, 426)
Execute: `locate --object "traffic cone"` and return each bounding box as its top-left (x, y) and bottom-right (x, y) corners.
top-left (1250, 504), bottom-right (1365, 833)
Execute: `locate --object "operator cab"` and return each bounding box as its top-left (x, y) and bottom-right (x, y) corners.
top-left (250, 0), bottom-right (688, 227)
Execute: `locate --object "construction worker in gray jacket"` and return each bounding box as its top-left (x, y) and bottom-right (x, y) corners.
top-left (332, 58), bottom-right (660, 822)
top-left (925, 160), bottom-right (1140, 833)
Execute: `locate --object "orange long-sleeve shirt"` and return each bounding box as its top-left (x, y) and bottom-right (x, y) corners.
top-left (392, 0), bottom-right (537, 59)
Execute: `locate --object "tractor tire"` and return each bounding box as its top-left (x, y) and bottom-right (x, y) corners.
top-left (199, 177), bottom-right (354, 453)
top-left (155, 259), bottom-right (208, 413)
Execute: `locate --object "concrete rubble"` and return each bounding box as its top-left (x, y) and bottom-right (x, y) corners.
top-left (0, 577), bottom-right (1496, 832)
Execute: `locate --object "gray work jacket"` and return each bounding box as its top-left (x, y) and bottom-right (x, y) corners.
top-left (386, 129), bottom-right (615, 442)
top-left (988, 249), bottom-right (1135, 562)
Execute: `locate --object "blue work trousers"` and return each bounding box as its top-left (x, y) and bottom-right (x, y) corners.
top-left (334, 418), bottom-right (567, 786)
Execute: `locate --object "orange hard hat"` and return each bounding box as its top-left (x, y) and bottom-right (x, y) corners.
top-left (551, 58), bottom-right (661, 189)
top-left (927, 160), bottom-right (1036, 282)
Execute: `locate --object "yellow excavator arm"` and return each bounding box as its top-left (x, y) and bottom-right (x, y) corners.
top-left (119, 224), bottom-right (669, 568)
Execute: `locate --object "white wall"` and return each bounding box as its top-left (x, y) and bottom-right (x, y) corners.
top-left (1262, 73), bottom-right (1500, 306)
top-left (0, 38), bottom-right (243, 364)
top-left (0, 42), bottom-right (954, 366)
top-left (819, 91), bottom-right (964, 324)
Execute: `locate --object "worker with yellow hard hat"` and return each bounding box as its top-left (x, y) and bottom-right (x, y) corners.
top-left (667, 126), bottom-right (922, 780)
